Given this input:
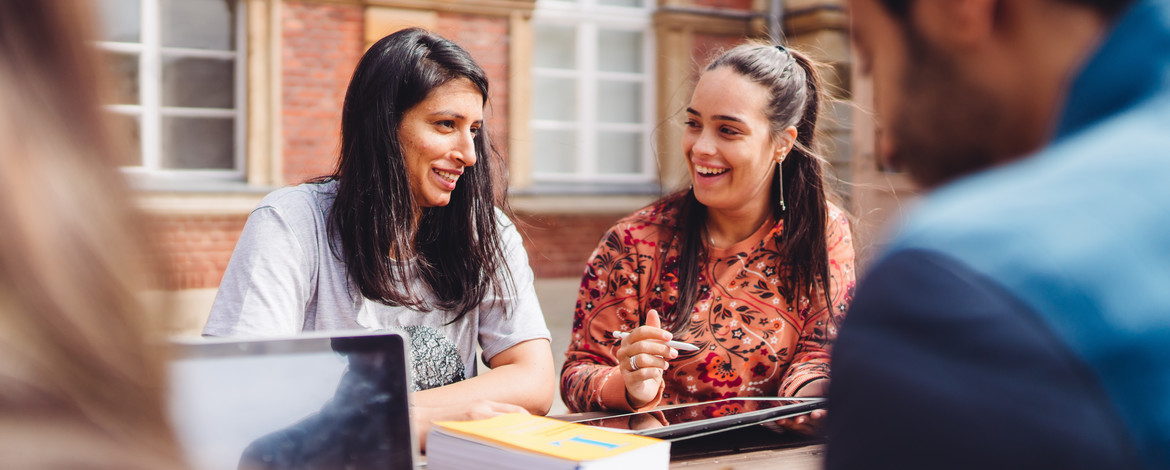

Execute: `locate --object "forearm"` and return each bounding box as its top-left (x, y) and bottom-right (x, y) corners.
top-left (412, 339), bottom-right (554, 415)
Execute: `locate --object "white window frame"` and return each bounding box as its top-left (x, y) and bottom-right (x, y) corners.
top-left (97, 0), bottom-right (247, 181)
top-left (531, 0), bottom-right (656, 187)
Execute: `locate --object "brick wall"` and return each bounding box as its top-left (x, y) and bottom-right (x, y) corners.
top-left (282, 1), bottom-right (364, 185)
top-left (692, 32), bottom-right (745, 76)
top-left (514, 212), bottom-right (626, 279)
top-left (694, 0), bottom-right (754, 10)
top-left (151, 6), bottom-right (757, 292)
top-left (149, 215), bottom-right (248, 289)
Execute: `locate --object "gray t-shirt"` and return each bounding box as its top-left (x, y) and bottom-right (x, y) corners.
top-left (204, 181), bottom-right (550, 386)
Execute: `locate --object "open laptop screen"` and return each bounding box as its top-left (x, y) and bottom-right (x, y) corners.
top-left (169, 332), bottom-right (415, 470)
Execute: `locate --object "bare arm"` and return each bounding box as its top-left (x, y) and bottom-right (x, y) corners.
top-left (412, 338), bottom-right (555, 414)
top-left (410, 338), bottom-right (554, 450)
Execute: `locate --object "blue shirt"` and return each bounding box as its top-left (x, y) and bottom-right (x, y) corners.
top-left (827, 0), bottom-right (1170, 468)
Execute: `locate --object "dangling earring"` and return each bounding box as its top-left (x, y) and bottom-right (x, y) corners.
top-left (777, 156), bottom-right (787, 212)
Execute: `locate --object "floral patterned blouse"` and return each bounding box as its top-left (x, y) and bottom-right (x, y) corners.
top-left (560, 198), bottom-right (856, 412)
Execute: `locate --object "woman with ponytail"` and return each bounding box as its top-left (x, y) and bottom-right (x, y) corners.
top-left (560, 42), bottom-right (855, 434)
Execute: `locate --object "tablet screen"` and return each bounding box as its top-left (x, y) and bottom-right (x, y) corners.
top-left (572, 397), bottom-right (821, 433)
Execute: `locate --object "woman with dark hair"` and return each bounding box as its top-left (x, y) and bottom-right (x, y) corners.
top-left (206, 28), bottom-right (554, 448)
top-left (561, 42), bottom-right (855, 433)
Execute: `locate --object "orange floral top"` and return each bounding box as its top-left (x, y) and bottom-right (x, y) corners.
top-left (560, 198), bottom-right (856, 412)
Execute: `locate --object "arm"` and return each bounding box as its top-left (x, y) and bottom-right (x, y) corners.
top-left (825, 249), bottom-right (1140, 469)
top-left (779, 209), bottom-right (856, 396)
top-left (410, 338), bottom-right (553, 450)
top-left (411, 338), bottom-right (554, 415)
top-left (204, 204), bottom-right (315, 337)
top-left (413, 216), bottom-right (554, 414)
top-left (560, 225), bottom-right (665, 412)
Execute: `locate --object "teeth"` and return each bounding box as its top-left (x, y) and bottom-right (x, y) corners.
top-left (696, 165), bottom-right (728, 176)
top-left (434, 169), bottom-right (458, 183)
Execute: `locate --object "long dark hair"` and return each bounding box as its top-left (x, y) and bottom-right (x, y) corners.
top-left (666, 43), bottom-right (831, 334)
top-left (323, 28), bottom-right (511, 322)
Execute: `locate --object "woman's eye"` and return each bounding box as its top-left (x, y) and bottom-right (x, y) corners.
top-left (720, 126), bottom-right (742, 136)
top-left (436, 120), bottom-right (455, 129)
top-left (470, 126), bottom-right (481, 136)
top-left (684, 120), bottom-right (699, 129)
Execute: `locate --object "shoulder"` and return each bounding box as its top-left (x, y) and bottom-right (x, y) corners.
top-left (889, 106), bottom-right (1170, 285)
top-left (613, 196), bottom-right (683, 236)
top-left (824, 201), bottom-right (852, 236)
top-left (254, 181), bottom-right (336, 220)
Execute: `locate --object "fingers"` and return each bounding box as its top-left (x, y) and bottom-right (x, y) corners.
top-left (621, 339), bottom-right (677, 362)
top-left (774, 411), bottom-right (827, 436)
top-left (646, 309), bottom-right (662, 329)
top-left (625, 310), bottom-right (671, 344)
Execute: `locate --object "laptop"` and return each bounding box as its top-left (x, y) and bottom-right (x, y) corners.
top-left (168, 331), bottom-right (417, 470)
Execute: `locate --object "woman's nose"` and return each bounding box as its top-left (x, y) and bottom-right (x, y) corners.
top-left (692, 129), bottom-right (717, 156)
top-left (455, 130), bottom-right (477, 167)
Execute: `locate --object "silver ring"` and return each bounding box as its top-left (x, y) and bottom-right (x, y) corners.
top-left (629, 355), bottom-right (639, 371)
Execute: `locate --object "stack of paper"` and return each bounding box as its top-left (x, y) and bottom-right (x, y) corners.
top-left (427, 413), bottom-right (670, 470)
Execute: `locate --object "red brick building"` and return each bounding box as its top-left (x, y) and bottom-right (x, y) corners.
top-left (95, 0), bottom-right (907, 334)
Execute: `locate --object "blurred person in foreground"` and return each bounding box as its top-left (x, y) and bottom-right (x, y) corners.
top-left (829, 0), bottom-right (1169, 468)
top-left (0, 1), bottom-right (187, 469)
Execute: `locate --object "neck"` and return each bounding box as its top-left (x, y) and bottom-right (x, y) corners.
top-left (705, 199), bottom-right (773, 249)
top-left (993, 1), bottom-right (1111, 157)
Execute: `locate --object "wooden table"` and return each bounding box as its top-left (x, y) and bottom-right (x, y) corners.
top-left (551, 411), bottom-right (825, 469)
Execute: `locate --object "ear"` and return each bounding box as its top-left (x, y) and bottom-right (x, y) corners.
top-left (774, 126), bottom-right (798, 162)
top-left (912, 0), bottom-right (1000, 50)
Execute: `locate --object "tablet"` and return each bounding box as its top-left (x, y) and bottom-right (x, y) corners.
top-left (571, 397), bottom-right (824, 441)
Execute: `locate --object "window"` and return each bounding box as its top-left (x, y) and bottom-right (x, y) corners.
top-left (96, 0), bottom-right (244, 180)
top-left (530, 0), bottom-right (656, 191)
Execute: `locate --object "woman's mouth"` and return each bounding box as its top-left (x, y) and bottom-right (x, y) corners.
top-left (695, 164), bottom-right (729, 177)
top-left (434, 168), bottom-right (459, 183)
top-left (432, 168), bottom-right (460, 190)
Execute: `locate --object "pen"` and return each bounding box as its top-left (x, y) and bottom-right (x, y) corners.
top-left (612, 331), bottom-right (699, 352)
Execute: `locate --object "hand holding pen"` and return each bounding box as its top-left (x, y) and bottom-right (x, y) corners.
top-left (614, 309), bottom-right (694, 409)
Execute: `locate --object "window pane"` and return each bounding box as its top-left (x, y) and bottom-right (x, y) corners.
top-left (162, 0), bottom-right (236, 50)
top-left (534, 25), bottom-right (576, 69)
top-left (107, 114), bottom-right (142, 167)
top-left (533, 76), bottom-right (576, 121)
top-left (97, 0), bottom-right (141, 43)
top-left (162, 56), bottom-right (235, 108)
top-left (532, 129), bottom-right (577, 173)
top-left (162, 117), bottom-right (235, 169)
top-left (598, 30), bottom-right (642, 73)
top-left (103, 52), bottom-right (140, 105)
top-left (597, 131), bottom-right (642, 175)
top-left (597, 81), bottom-right (640, 123)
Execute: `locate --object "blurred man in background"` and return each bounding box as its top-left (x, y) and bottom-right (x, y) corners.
top-left (829, 0), bottom-right (1169, 468)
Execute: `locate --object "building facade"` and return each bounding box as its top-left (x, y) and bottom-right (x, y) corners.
top-left (94, 0), bottom-right (906, 334)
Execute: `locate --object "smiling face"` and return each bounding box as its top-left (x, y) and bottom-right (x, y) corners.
top-left (683, 67), bottom-right (793, 216)
top-left (398, 77), bottom-right (483, 208)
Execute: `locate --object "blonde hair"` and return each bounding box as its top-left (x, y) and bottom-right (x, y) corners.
top-left (0, 2), bottom-right (185, 466)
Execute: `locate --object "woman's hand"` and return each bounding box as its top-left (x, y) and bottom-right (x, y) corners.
top-left (411, 399), bottom-right (528, 451)
top-left (616, 310), bottom-right (677, 409)
top-left (774, 379), bottom-right (828, 436)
